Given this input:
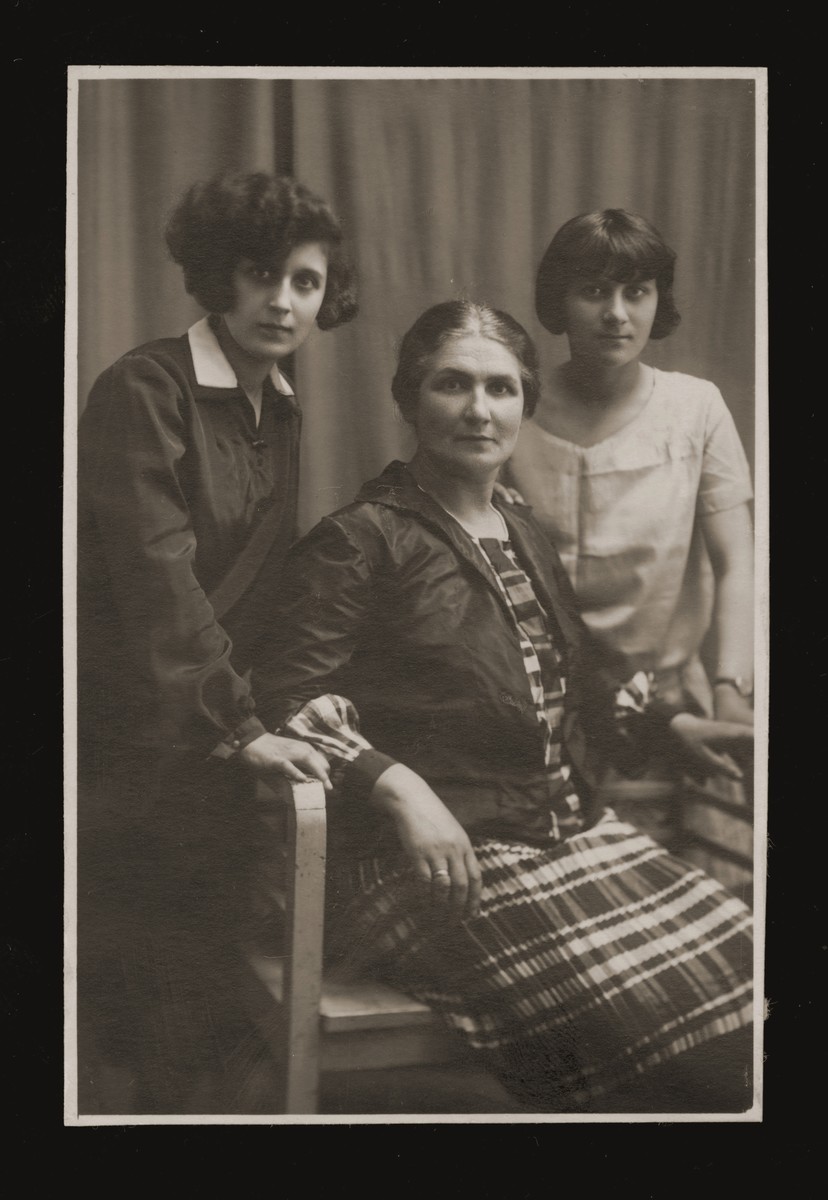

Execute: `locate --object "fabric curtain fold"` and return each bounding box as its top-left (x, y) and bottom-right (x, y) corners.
top-left (292, 77), bottom-right (755, 529)
top-left (76, 76), bottom-right (756, 532)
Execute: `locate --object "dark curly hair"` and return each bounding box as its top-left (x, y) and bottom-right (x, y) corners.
top-left (535, 209), bottom-right (680, 340)
top-left (165, 172), bottom-right (357, 329)
top-left (391, 300), bottom-right (542, 421)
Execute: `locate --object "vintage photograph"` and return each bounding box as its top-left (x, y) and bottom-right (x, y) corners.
top-left (65, 66), bottom-right (767, 1125)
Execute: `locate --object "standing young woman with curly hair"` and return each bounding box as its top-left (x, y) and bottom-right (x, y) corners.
top-left (77, 172), bottom-right (357, 1113)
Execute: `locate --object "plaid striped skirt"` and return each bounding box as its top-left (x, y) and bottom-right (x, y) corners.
top-left (324, 809), bottom-right (753, 1110)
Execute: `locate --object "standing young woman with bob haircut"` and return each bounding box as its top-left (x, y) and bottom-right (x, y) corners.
top-left (77, 171), bottom-right (356, 1112)
top-left (504, 210), bottom-right (754, 735)
top-left (253, 300), bottom-right (755, 1114)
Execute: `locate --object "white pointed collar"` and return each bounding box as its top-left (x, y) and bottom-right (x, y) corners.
top-left (187, 316), bottom-right (295, 396)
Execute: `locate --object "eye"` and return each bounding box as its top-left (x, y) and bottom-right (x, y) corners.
top-left (293, 271), bottom-right (322, 292)
top-left (436, 378), bottom-right (464, 392)
top-left (246, 265), bottom-right (276, 283)
top-left (580, 284), bottom-right (605, 299)
top-left (487, 379), bottom-right (519, 397)
top-left (625, 285), bottom-right (647, 299)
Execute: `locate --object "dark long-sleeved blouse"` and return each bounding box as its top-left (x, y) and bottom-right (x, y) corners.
top-left (78, 316), bottom-right (301, 791)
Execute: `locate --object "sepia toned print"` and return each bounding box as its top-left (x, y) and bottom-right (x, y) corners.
top-left (65, 66), bottom-right (767, 1126)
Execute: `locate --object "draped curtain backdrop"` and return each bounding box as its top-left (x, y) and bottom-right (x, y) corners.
top-left (76, 77), bottom-right (756, 533)
top-left (77, 78), bottom-right (292, 419)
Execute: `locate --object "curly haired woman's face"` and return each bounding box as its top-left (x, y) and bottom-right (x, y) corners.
top-left (224, 242), bottom-right (328, 361)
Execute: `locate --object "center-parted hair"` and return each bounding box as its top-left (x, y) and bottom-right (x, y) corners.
top-left (165, 171), bottom-right (357, 329)
top-left (392, 300), bottom-right (542, 421)
top-left (535, 209), bottom-right (680, 339)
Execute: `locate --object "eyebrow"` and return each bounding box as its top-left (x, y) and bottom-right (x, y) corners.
top-left (578, 276), bottom-right (654, 286)
top-left (432, 368), bottom-right (520, 385)
top-left (243, 259), bottom-right (325, 279)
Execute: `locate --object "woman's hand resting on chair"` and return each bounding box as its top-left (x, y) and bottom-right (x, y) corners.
top-left (239, 733), bottom-right (332, 791)
top-left (669, 713), bottom-right (753, 781)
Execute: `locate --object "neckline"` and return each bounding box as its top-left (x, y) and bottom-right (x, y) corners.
top-left (441, 503), bottom-right (509, 542)
top-left (188, 316), bottom-right (295, 397)
top-left (530, 364), bottom-right (659, 451)
top-left (414, 482), bottom-right (509, 540)
top-left (456, 507), bottom-right (509, 541)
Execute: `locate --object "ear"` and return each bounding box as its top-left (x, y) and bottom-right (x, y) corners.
top-left (396, 397), bottom-right (418, 428)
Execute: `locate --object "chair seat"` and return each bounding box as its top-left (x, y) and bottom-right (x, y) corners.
top-left (248, 953), bottom-right (438, 1032)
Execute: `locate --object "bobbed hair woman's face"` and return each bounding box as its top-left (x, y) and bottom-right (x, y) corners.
top-left (561, 274), bottom-right (659, 367)
top-left (535, 210), bottom-right (680, 341)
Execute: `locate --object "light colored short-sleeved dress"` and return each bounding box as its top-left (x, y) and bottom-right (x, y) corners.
top-left (505, 368), bottom-right (753, 706)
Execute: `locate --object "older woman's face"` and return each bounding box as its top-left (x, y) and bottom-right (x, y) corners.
top-left (413, 334), bottom-right (525, 480)
top-left (224, 241), bottom-right (328, 362)
top-left (564, 276), bottom-right (658, 366)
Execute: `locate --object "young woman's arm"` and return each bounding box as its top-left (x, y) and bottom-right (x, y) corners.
top-left (702, 502), bottom-right (755, 726)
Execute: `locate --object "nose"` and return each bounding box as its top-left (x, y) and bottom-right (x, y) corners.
top-left (464, 385), bottom-right (491, 423)
top-left (603, 287), bottom-right (628, 325)
top-left (267, 277), bottom-right (292, 313)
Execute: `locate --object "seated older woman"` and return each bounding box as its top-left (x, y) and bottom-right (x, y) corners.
top-left (252, 301), bottom-right (755, 1114)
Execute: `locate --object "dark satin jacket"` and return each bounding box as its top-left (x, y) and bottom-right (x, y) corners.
top-left (254, 461), bottom-right (683, 852)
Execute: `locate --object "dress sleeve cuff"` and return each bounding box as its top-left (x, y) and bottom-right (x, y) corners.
top-left (209, 715), bottom-right (267, 761)
top-left (341, 749), bottom-right (399, 801)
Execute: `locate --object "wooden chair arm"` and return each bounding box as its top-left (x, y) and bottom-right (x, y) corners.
top-left (258, 777), bottom-right (328, 1112)
top-left (244, 778), bottom-right (329, 1112)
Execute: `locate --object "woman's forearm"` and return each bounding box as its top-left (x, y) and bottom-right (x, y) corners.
top-left (702, 503), bottom-right (755, 685)
top-left (701, 504), bottom-right (755, 725)
top-left (370, 762), bottom-right (428, 815)
top-left (369, 763), bottom-right (482, 918)
top-left (711, 562), bottom-right (754, 683)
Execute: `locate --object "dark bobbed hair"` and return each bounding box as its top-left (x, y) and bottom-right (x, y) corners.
top-left (391, 300), bottom-right (542, 421)
top-left (535, 209), bottom-right (680, 340)
top-left (165, 171), bottom-right (357, 329)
